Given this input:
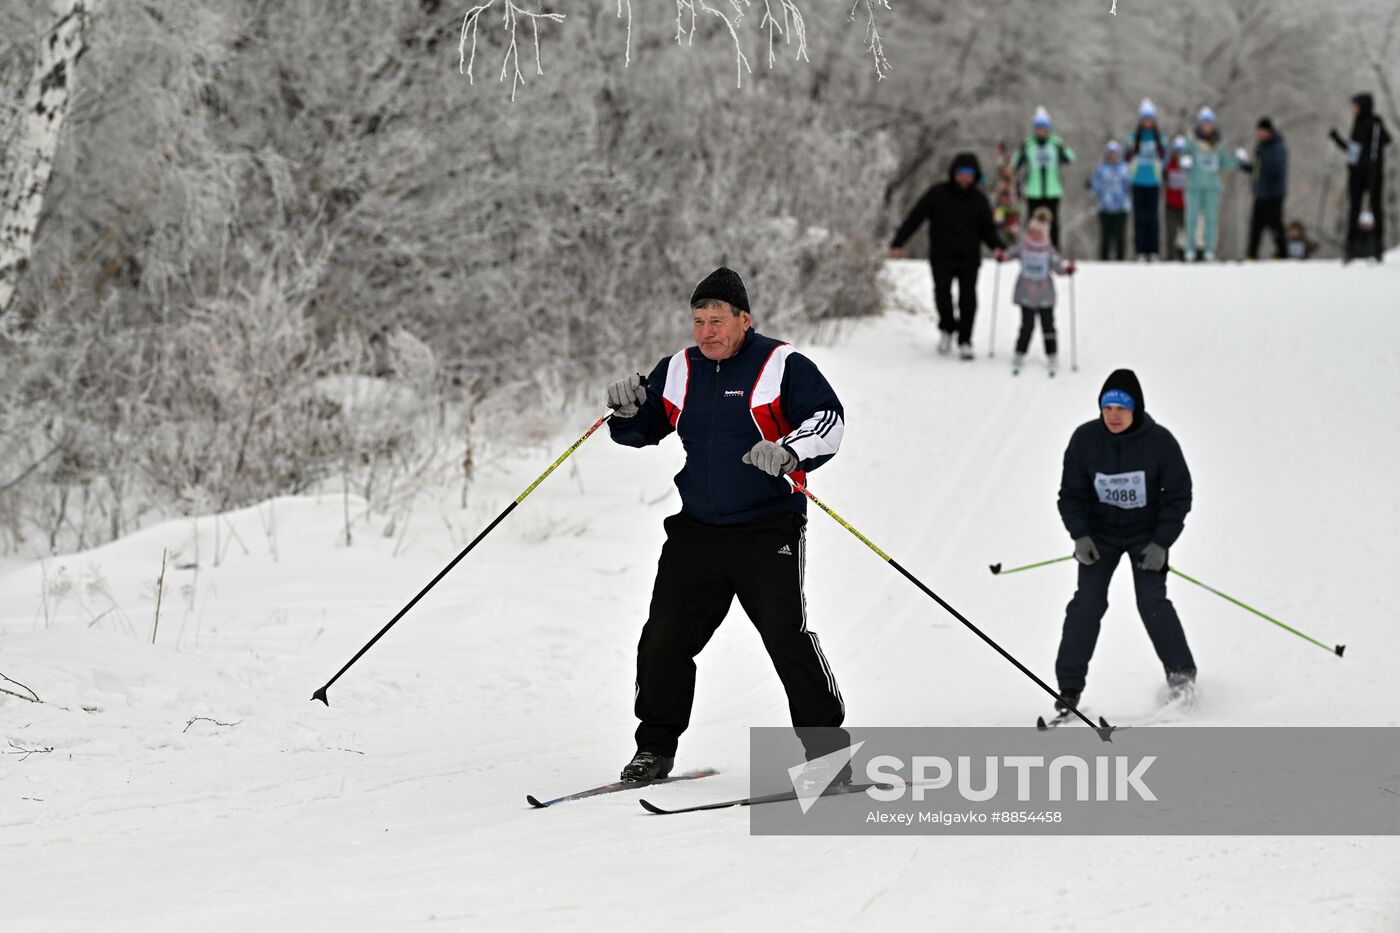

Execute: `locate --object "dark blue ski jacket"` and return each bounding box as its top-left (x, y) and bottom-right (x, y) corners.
top-left (609, 329), bottom-right (844, 526)
top-left (1058, 413), bottom-right (1193, 548)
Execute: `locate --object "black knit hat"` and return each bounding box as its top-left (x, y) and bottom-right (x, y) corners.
top-left (1257, 116), bottom-right (1275, 132)
top-left (690, 267), bottom-right (750, 314)
top-left (1099, 368), bottom-right (1145, 415)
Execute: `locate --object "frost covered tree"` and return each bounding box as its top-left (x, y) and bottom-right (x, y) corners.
top-left (0, 0), bottom-right (86, 320)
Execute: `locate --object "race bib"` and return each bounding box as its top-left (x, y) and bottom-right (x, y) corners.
top-left (1032, 146), bottom-right (1054, 168)
top-left (1167, 169), bottom-right (1186, 188)
top-left (1286, 240), bottom-right (1306, 259)
top-left (1197, 151), bottom-right (1219, 172)
top-left (1347, 141), bottom-right (1361, 166)
top-left (1021, 251), bottom-right (1051, 279)
top-left (1094, 471), bottom-right (1148, 510)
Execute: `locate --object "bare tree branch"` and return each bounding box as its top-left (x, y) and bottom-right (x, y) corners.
top-left (458, 0), bottom-right (565, 101)
top-left (5, 740), bottom-right (54, 761)
top-left (0, 671), bottom-right (41, 703)
top-left (849, 0), bottom-right (891, 81)
top-left (182, 716), bottom-right (243, 733)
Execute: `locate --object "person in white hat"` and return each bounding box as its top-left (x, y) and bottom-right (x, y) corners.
top-left (1179, 106), bottom-right (1238, 261)
top-left (1090, 140), bottom-right (1131, 260)
top-left (1126, 98), bottom-right (1167, 259)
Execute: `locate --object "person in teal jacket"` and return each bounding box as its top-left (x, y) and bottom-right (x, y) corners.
top-left (1181, 106), bottom-right (1237, 261)
top-left (1013, 106), bottom-right (1076, 248)
top-left (1126, 98), bottom-right (1166, 259)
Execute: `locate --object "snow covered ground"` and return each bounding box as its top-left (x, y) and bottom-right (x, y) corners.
top-left (3, 256), bottom-right (1399, 931)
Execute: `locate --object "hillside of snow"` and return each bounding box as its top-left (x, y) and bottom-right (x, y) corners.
top-left (3, 257), bottom-right (1399, 931)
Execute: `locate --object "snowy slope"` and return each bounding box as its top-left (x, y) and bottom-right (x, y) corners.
top-left (3, 257), bottom-right (1399, 931)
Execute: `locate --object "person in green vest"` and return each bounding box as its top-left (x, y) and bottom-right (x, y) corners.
top-left (1013, 106), bottom-right (1076, 248)
top-left (1180, 106), bottom-right (1238, 261)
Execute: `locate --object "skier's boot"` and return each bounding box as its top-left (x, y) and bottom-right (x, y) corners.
top-left (937, 332), bottom-right (953, 355)
top-left (1054, 687), bottom-right (1083, 714)
top-left (1165, 671), bottom-right (1197, 705)
top-left (1047, 354), bottom-right (1059, 377)
top-left (959, 343), bottom-right (975, 361)
top-left (620, 750), bottom-right (674, 783)
top-left (791, 757), bottom-right (854, 794)
top-left (1012, 353), bottom-right (1025, 375)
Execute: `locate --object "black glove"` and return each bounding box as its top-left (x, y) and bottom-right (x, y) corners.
top-left (605, 374), bottom-right (647, 418)
top-left (1074, 536), bottom-right (1100, 566)
top-left (1138, 542), bottom-right (1168, 572)
top-left (1329, 128), bottom-right (1345, 146)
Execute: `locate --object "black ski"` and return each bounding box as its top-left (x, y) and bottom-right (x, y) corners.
top-left (639, 781), bottom-right (885, 815)
top-left (526, 768), bottom-right (718, 808)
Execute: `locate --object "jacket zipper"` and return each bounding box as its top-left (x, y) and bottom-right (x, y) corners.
top-left (707, 359), bottom-right (720, 523)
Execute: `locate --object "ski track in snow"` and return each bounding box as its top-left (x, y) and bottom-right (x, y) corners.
top-left (2, 257), bottom-right (1399, 931)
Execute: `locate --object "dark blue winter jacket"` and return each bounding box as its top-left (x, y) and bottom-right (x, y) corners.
top-left (609, 329), bottom-right (844, 526)
top-left (1058, 413), bottom-right (1192, 548)
top-left (1252, 134), bottom-right (1288, 200)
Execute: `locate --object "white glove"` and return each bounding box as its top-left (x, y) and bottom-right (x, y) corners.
top-left (605, 374), bottom-right (647, 418)
top-left (1179, 155), bottom-right (1194, 169)
top-left (1234, 146), bottom-right (1249, 162)
top-left (742, 440), bottom-right (797, 477)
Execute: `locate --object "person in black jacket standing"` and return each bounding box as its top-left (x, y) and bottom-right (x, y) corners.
top-left (1236, 118), bottom-right (1289, 260)
top-left (1054, 369), bottom-right (1196, 712)
top-left (890, 152), bottom-right (1005, 360)
top-left (1330, 93), bottom-right (1391, 262)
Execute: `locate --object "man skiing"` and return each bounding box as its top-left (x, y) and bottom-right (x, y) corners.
top-left (605, 267), bottom-right (847, 783)
top-left (1053, 369), bottom-right (1196, 714)
top-left (889, 152), bottom-right (1004, 360)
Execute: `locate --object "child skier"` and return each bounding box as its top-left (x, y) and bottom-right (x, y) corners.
top-left (1090, 140), bottom-right (1131, 260)
top-left (1164, 136), bottom-right (1188, 260)
top-left (996, 206), bottom-right (1077, 377)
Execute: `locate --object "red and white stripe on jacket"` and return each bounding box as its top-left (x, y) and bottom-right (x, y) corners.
top-left (660, 343), bottom-right (844, 485)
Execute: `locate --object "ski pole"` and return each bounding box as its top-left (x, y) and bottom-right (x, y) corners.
top-left (788, 478), bottom-right (1111, 740)
top-left (1168, 567), bottom-right (1345, 657)
top-left (987, 260), bottom-right (1001, 358)
top-left (311, 409), bottom-right (616, 705)
top-left (1068, 256), bottom-right (1078, 372)
top-left (989, 554), bottom-right (1075, 576)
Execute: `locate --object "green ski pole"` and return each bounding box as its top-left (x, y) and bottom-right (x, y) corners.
top-left (989, 554), bottom-right (1075, 575)
top-left (1169, 567), bottom-right (1344, 657)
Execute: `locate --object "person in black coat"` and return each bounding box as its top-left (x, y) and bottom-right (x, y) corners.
top-left (889, 152), bottom-right (1005, 360)
top-left (1236, 118), bottom-right (1288, 259)
top-left (1053, 369), bottom-right (1196, 710)
top-left (1330, 93), bottom-right (1391, 262)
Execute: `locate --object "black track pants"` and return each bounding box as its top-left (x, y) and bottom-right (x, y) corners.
top-left (1054, 538), bottom-right (1196, 693)
top-left (931, 261), bottom-right (980, 346)
top-left (634, 511), bottom-right (846, 759)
